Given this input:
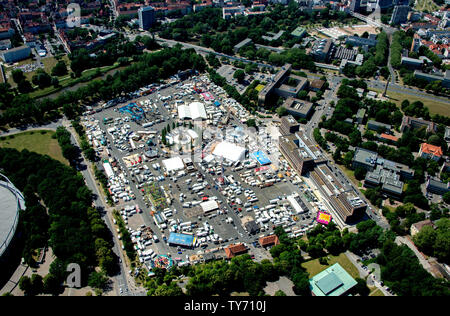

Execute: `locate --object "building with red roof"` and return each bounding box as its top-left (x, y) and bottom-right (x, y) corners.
top-left (258, 235), bottom-right (280, 248)
top-left (419, 143), bottom-right (443, 161)
top-left (224, 243), bottom-right (248, 259)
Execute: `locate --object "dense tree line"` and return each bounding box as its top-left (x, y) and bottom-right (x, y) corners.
top-left (413, 218), bottom-right (450, 264)
top-left (0, 148), bottom-right (117, 295)
top-left (0, 45), bottom-right (205, 128)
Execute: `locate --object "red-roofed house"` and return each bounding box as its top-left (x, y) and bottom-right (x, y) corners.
top-left (419, 143), bottom-right (443, 161)
top-left (258, 235), bottom-right (280, 248)
top-left (379, 133), bottom-right (399, 143)
top-left (224, 243), bottom-right (248, 259)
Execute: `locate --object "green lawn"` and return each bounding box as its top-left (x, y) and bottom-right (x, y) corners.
top-left (369, 288), bottom-right (385, 296)
top-left (414, 0), bottom-right (439, 13)
top-left (301, 253), bottom-right (360, 280)
top-left (369, 87), bottom-right (450, 117)
top-left (0, 130), bottom-right (68, 165)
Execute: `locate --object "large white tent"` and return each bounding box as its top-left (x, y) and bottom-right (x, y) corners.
top-left (178, 102), bottom-right (207, 120)
top-left (212, 141), bottom-right (246, 162)
top-left (200, 200), bottom-right (219, 214)
top-left (162, 157), bottom-right (185, 172)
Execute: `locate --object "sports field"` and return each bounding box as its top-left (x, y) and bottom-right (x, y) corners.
top-left (0, 130), bottom-right (68, 165)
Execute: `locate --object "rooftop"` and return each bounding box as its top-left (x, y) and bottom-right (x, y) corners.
top-left (420, 143), bottom-right (443, 157)
top-left (309, 263), bottom-right (357, 296)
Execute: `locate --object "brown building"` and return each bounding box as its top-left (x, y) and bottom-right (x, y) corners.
top-left (280, 115), bottom-right (300, 136)
top-left (310, 79), bottom-right (326, 92)
top-left (224, 243), bottom-right (248, 259)
top-left (279, 132), bottom-right (316, 176)
top-left (259, 235), bottom-right (280, 248)
top-left (410, 219), bottom-right (435, 236)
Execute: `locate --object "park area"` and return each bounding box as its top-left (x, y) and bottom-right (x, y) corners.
top-left (414, 0), bottom-right (440, 13)
top-left (0, 130), bottom-right (68, 165)
top-left (369, 88), bottom-right (450, 117)
top-left (301, 253), bottom-right (360, 280)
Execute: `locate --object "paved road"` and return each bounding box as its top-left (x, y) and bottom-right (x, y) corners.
top-left (345, 251), bottom-right (393, 296)
top-left (63, 120), bottom-right (146, 296)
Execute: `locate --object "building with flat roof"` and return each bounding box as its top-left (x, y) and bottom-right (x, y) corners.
top-left (426, 178), bottom-right (450, 195)
top-left (401, 56), bottom-right (423, 70)
top-left (401, 116), bottom-right (437, 133)
top-left (352, 147), bottom-right (378, 171)
top-left (233, 38), bottom-right (253, 53)
top-left (365, 165), bottom-right (404, 197)
top-left (367, 120), bottom-right (391, 132)
top-left (346, 36), bottom-right (378, 48)
top-left (138, 6), bottom-right (155, 30)
top-left (168, 232), bottom-right (195, 248)
top-left (332, 46), bottom-right (357, 61)
top-left (244, 220), bottom-right (260, 235)
top-left (278, 131), bottom-right (319, 176)
top-left (355, 108), bottom-right (366, 124)
top-left (310, 79), bottom-right (326, 92)
top-left (280, 115), bottom-right (300, 136)
top-left (390, 5), bottom-right (410, 25)
top-left (309, 263), bottom-right (358, 296)
top-left (262, 31), bottom-right (284, 42)
top-left (445, 127), bottom-right (450, 142)
top-left (275, 75), bottom-right (309, 99)
top-left (310, 164), bottom-right (367, 223)
top-left (291, 27), bottom-right (307, 38)
top-left (0, 45), bottom-right (31, 63)
top-left (258, 64), bottom-right (292, 105)
top-left (413, 70), bottom-right (450, 88)
top-left (419, 143), bottom-right (443, 161)
top-left (283, 97), bottom-right (314, 119)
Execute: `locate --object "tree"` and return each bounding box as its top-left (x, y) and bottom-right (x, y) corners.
top-left (19, 276), bottom-right (33, 296)
top-left (354, 167), bottom-right (367, 180)
top-left (444, 192), bottom-right (450, 204)
top-left (274, 290), bottom-right (287, 296)
top-left (233, 69), bottom-right (245, 83)
top-left (32, 69), bottom-right (52, 89)
top-left (413, 225), bottom-right (437, 254)
top-left (12, 69), bottom-right (26, 84)
top-left (51, 61), bottom-right (68, 77)
top-left (276, 106), bottom-right (287, 117)
top-left (43, 274), bottom-right (63, 295)
top-left (88, 271), bottom-right (109, 290)
top-left (352, 278), bottom-right (370, 296)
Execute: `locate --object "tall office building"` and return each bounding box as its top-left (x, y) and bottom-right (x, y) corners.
top-left (390, 5), bottom-right (410, 25)
top-left (350, 0), bottom-right (361, 12)
top-left (138, 6), bottom-right (155, 30)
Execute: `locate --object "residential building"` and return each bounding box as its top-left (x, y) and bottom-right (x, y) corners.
top-left (283, 97), bottom-right (314, 119)
top-left (411, 219), bottom-right (435, 236)
top-left (390, 5), bottom-right (410, 25)
top-left (400, 116), bottom-right (438, 133)
top-left (367, 120), bottom-right (392, 132)
top-left (426, 178), bottom-right (450, 195)
top-left (309, 263), bottom-right (358, 296)
top-left (0, 46), bottom-right (31, 63)
top-left (222, 5), bottom-right (245, 19)
top-left (262, 31), bottom-right (284, 42)
top-left (419, 143), bottom-right (443, 161)
top-left (280, 115), bottom-right (300, 136)
top-left (138, 6), bottom-right (156, 30)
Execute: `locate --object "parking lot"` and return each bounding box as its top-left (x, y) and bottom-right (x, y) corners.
top-left (80, 74), bottom-right (321, 272)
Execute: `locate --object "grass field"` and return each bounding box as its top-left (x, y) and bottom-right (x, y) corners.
top-left (370, 87), bottom-right (450, 117)
top-left (301, 253), bottom-right (360, 280)
top-left (369, 288), bottom-right (385, 296)
top-left (414, 0), bottom-right (439, 13)
top-left (0, 130), bottom-right (68, 165)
